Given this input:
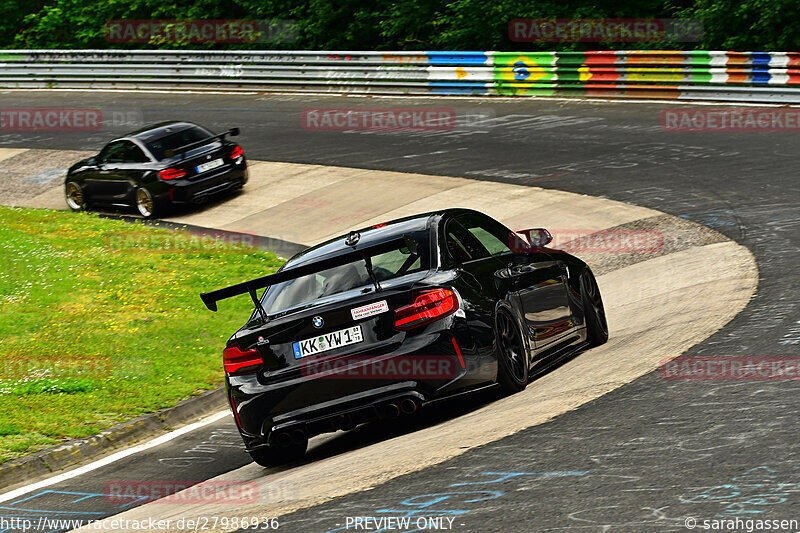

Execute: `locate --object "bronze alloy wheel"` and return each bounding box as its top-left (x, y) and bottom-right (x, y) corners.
top-left (65, 182), bottom-right (83, 211)
top-left (136, 188), bottom-right (154, 218)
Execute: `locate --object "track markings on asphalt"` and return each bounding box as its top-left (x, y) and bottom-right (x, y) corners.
top-left (0, 411), bottom-right (230, 504)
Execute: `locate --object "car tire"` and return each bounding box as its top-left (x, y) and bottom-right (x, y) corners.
top-left (135, 187), bottom-right (160, 219)
top-left (581, 268), bottom-right (608, 346)
top-left (495, 309), bottom-right (528, 394)
top-left (65, 181), bottom-right (86, 212)
top-left (249, 438), bottom-right (308, 467)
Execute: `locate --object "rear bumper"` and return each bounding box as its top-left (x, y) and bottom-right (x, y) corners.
top-left (162, 165), bottom-right (248, 205)
top-left (227, 325), bottom-right (496, 450)
top-left (244, 385), bottom-right (427, 452)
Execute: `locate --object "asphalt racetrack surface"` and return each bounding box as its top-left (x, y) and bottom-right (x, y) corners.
top-left (1, 91), bottom-right (798, 532)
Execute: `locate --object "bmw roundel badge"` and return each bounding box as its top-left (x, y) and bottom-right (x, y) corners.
top-left (312, 316), bottom-right (324, 328)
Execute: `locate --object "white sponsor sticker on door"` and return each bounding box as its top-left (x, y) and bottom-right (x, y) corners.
top-left (351, 300), bottom-right (389, 321)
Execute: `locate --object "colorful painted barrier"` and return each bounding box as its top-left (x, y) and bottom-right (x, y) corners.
top-left (2, 49), bottom-right (800, 102)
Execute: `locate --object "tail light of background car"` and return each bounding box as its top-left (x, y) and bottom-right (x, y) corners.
top-left (159, 168), bottom-right (187, 180)
top-left (394, 288), bottom-right (459, 330)
top-left (223, 345), bottom-right (263, 375)
top-left (230, 145), bottom-right (244, 163)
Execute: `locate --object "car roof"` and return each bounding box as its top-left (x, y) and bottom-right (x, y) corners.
top-left (124, 121), bottom-right (204, 142)
top-left (284, 208), bottom-right (484, 267)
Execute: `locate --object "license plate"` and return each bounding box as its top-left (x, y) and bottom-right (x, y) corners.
top-left (292, 325), bottom-right (363, 359)
top-left (196, 158), bottom-right (223, 173)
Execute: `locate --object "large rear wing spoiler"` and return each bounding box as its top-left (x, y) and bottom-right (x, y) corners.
top-left (168, 127), bottom-right (240, 160)
top-left (200, 234), bottom-right (418, 316)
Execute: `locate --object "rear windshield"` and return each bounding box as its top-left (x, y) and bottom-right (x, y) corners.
top-left (145, 125), bottom-right (214, 160)
top-left (262, 238), bottom-right (429, 314)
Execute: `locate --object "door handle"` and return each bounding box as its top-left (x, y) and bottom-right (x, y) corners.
top-left (507, 262), bottom-right (533, 277)
top-left (557, 261), bottom-right (569, 281)
top-left (507, 262), bottom-right (549, 276)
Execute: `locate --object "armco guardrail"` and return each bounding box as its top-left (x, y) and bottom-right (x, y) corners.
top-left (2, 49), bottom-right (800, 103)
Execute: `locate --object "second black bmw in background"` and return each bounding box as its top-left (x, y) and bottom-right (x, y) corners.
top-left (201, 208), bottom-right (608, 466)
top-left (64, 121), bottom-right (248, 218)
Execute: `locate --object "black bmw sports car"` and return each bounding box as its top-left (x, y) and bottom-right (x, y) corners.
top-left (201, 208), bottom-right (608, 466)
top-left (64, 121), bottom-right (248, 218)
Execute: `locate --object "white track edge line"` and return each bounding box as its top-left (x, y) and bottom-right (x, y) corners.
top-left (0, 409), bottom-right (230, 504)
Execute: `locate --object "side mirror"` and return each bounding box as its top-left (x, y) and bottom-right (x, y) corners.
top-left (86, 156), bottom-right (97, 166)
top-left (511, 228), bottom-right (553, 252)
top-left (229, 127), bottom-right (240, 137)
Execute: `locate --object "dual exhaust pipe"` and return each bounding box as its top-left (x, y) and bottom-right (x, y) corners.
top-left (269, 396), bottom-right (421, 446)
top-left (272, 428), bottom-right (307, 447)
top-left (383, 397), bottom-right (418, 418)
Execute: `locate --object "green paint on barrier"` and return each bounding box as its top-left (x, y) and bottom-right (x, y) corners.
top-left (492, 52), bottom-right (557, 67)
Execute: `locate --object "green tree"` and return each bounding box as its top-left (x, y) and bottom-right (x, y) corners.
top-left (5, 0), bottom-right (800, 51)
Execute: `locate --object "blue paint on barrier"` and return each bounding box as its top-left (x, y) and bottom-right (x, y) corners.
top-left (513, 61), bottom-right (531, 81)
top-left (751, 70), bottom-right (772, 84)
top-left (750, 53), bottom-right (773, 67)
top-left (426, 52), bottom-right (489, 66)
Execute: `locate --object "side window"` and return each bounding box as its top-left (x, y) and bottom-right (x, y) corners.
top-left (99, 141), bottom-right (127, 163)
top-left (125, 143), bottom-right (150, 163)
top-left (445, 219), bottom-right (490, 264)
top-left (457, 214), bottom-right (513, 258)
top-left (100, 141), bottom-right (148, 163)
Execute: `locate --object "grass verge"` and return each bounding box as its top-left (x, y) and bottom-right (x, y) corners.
top-left (0, 206), bottom-right (283, 463)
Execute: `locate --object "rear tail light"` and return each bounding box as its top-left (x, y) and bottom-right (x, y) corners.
top-left (223, 345), bottom-right (262, 375)
top-left (394, 288), bottom-right (458, 330)
top-left (159, 168), bottom-right (187, 180)
top-left (230, 145), bottom-right (244, 160)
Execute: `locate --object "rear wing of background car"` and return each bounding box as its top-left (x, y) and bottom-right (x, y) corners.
top-left (200, 234), bottom-right (419, 319)
top-left (168, 127), bottom-right (240, 160)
